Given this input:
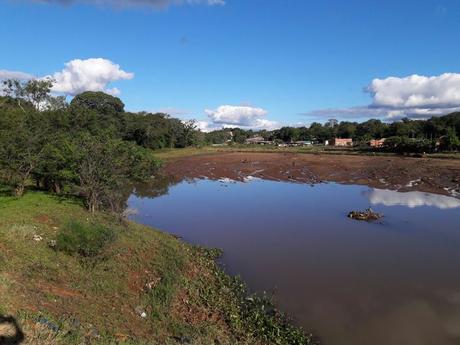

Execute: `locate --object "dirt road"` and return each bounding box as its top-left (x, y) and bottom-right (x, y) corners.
top-left (164, 152), bottom-right (460, 196)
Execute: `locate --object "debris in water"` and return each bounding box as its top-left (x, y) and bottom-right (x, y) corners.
top-left (348, 208), bottom-right (383, 221)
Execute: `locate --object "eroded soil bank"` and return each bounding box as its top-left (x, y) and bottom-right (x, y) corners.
top-left (163, 152), bottom-right (460, 196)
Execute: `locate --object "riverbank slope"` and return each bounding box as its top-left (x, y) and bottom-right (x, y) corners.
top-left (0, 190), bottom-right (314, 344)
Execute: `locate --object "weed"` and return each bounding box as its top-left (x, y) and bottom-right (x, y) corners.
top-left (55, 221), bottom-right (115, 258)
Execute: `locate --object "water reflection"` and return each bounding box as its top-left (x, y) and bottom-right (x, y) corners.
top-left (128, 179), bottom-right (460, 345)
top-left (365, 189), bottom-right (460, 209)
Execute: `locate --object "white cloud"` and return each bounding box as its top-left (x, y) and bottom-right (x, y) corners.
top-left (203, 105), bottom-right (279, 131)
top-left (196, 120), bottom-right (218, 132)
top-left (305, 72), bottom-right (460, 121)
top-left (33, 0), bottom-right (224, 8)
top-left (369, 73), bottom-right (460, 109)
top-left (205, 105), bottom-right (267, 126)
top-left (0, 69), bottom-right (34, 80)
top-left (251, 118), bottom-right (279, 130)
top-left (48, 58), bottom-right (134, 96)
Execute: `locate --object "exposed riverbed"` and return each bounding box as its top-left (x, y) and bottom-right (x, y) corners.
top-left (128, 176), bottom-right (460, 345)
top-left (164, 152), bottom-right (460, 196)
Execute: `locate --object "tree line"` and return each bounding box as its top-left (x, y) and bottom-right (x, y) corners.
top-left (205, 115), bottom-right (460, 152)
top-left (1, 78), bottom-right (458, 211)
top-left (0, 79), bottom-right (203, 211)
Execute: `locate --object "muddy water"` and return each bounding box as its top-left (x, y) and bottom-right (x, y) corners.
top-left (128, 179), bottom-right (460, 345)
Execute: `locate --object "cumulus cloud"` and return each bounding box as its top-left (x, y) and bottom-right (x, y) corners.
top-left (205, 105), bottom-right (267, 126)
top-left (32, 0), bottom-right (224, 8)
top-left (369, 73), bottom-right (460, 109)
top-left (1, 58), bottom-right (133, 96)
top-left (0, 69), bottom-right (34, 80)
top-left (196, 120), bottom-right (218, 132)
top-left (305, 72), bottom-right (460, 121)
top-left (203, 105), bottom-right (279, 131)
top-left (48, 58), bottom-right (134, 96)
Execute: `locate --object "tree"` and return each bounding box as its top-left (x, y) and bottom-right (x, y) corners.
top-left (356, 119), bottom-right (386, 140)
top-left (76, 135), bottom-right (159, 213)
top-left (0, 111), bottom-right (47, 196)
top-left (337, 121), bottom-right (357, 139)
top-left (309, 122), bottom-right (333, 142)
top-left (326, 118), bottom-right (338, 128)
top-left (33, 134), bottom-right (78, 193)
top-left (1, 78), bottom-right (55, 112)
top-left (181, 120), bottom-right (200, 147)
top-left (70, 91), bottom-right (125, 114)
top-left (205, 129), bottom-right (233, 144)
top-left (275, 127), bottom-right (299, 142)
top-left (440, 128), bottom-right (460, 151)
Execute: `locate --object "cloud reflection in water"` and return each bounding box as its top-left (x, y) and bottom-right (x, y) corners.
top-left (365, 189), bottom-right (460, 209)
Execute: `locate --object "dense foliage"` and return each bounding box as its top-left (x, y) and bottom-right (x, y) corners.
top-left (205, 115), bottom-right (460, 152)
top-left (0, 80), bottom-right (202, 210)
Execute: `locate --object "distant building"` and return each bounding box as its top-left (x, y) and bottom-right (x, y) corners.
top-left (331, 138), bottom-right (353, 147)
top-left (245, 136), bottom-right (265, 144)
top-left (245, 136), bottom-right (273, 145)
top-left (291, 141), bottom-right (313, 147)
top-left (369, 138), bottom-right (386, 148)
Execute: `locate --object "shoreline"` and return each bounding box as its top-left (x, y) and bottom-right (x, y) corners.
top-left (163, 151), bottom-right (460, 197)
top-left (0, 190), bottom-right (316, 345)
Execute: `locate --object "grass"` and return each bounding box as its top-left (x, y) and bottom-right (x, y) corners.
top-left (153, 145), bottom-right (460, 160)
top-left (55, 221), bottom-right (115, 258)
top-left (0, 190), bottom-right (316, 344)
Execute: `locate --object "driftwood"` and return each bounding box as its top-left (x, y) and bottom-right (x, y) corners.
top-left (348, 208), bottom-right (383, 221)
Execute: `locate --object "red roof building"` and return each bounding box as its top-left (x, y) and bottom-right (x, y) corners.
top-left (369, 138), bottom-right (386, 148)
top-left (332, 138), bottom-right (353, 147)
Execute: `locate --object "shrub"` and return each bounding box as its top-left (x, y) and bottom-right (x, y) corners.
top-left (55, 221), bottom-right (114, 257)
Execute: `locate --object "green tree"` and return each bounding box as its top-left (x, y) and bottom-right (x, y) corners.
top-left (70, 91), bottom-right (125, 114)
top-left (440, 128), bottom-right (460, 151)
top-left (337, 121), bottom-right (357, 139)
top-left (1, 78), bottom-right (56, 112)
top-left (76, 135), bottom-right (159, 213)
top-left (0, 111), bottom-right (47, 196)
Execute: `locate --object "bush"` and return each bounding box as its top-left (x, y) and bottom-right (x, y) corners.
top-left (56, 221), bottom-right (114, 257)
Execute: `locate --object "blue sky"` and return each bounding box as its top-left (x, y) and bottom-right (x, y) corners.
top-left (1, 0), bottom-right (460, 130)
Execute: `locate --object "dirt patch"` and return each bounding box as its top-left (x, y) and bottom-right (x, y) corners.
top-left (171, 289), bottom-right (219, 326)
top-left (34, 214), bottom-right (51, 224)
top-left (37, 282), bottom-right (82, 299)
top-left (164, 152), bottom-right (460, 196)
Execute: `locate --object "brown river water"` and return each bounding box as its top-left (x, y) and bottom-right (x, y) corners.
top-left (128, 178), bottom-right (460, 345)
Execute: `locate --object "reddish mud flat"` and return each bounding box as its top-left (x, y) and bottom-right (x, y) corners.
top-left (163, 152), bottom-right (460, 196)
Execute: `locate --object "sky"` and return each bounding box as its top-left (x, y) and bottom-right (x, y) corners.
top-left (1, 0), bottom-right (460, 131)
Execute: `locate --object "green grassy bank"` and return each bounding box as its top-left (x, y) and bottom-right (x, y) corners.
top-left (0, 189), bottom-right (316, 345)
